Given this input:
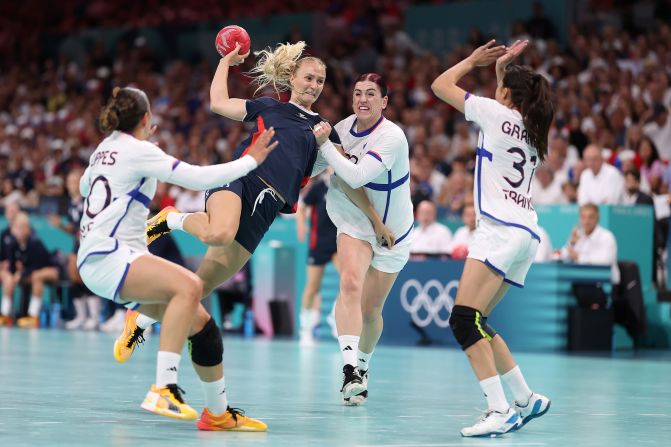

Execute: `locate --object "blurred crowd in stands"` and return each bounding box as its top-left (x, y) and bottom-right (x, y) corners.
top-left (0, 0), bottom-right (670, 327)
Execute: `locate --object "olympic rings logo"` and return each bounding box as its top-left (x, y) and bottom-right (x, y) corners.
top-left (400, 279), bottom-right (459, 328)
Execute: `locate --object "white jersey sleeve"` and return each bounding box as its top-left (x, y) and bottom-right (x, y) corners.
top-left (132, 141), bottom-right (258, 190)
top-left (319, 141), bottom-right (387, 188)
top-left (464, 94), bottom-right (503, 137)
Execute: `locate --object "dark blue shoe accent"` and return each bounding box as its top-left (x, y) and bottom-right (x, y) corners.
top-left (515, 400), bottom-right (551, 431)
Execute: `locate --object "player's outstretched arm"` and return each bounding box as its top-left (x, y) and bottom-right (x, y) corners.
top-left (210, 43), bottom-right (250, 121)
top-left (431, 39), bottom-right (506, 113)
top-left (166, 128), bottom-right (277, 190)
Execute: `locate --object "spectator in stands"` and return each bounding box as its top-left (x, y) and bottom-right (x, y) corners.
top-left (623, 170), bottom-right (654, 207)
top-left (531, 165), bottom-right (564, 205)
top-left (0, 212), bottom-right (59, 328)
top-left (643, 104), bottom-right (671, 161)
top-left (637, 137), bottom-right (665, 194)
top-left (561, 203), bottom-right (619, 283)
top-left (0, 203), bottom-right (21, 326)
top-left (410, 200), bottom-right (452, 258)
top-left (577, 144), bottom-right (624, 205)
top-left (448, 203), bottom-right (476, 260)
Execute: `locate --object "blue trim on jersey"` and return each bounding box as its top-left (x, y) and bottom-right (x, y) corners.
top-left (476, 147), bottom-right (493, 161)
top-left (365, 172), bottom-right (409, 191)
top-left (127, 189), bottom-right (151, 208)
top-left (113, 262), bottom-right (131, 301)
top-left (349, 115), bottom-right (384, 137)
top-left (110, 178), bottom-right (147, 237)
top-left (475, 141), bottom-right (541, 242)
top-left (396, 223), bottom-right (415, 244)
top-left (465, 91), bottom-right (471, 101)
top-left (171, 160), bottom-right (181, 171)
top-left (382, 171), bottom-right (392, 223)
top-left (76, 239), bottom-right (119, 270)
top-left (484, 259), bottom-right (506, 277)
top-left (367, 151), bottom-right (383, 162)
top-left (504, 277), bottom-right (524, 288)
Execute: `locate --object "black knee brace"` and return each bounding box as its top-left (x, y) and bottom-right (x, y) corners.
top-left (481, 316), bottom-right (498, 339)
top-left (188, 317), bottom-right (223, 367)
top-left (449, 305), bottom-right (492, 350)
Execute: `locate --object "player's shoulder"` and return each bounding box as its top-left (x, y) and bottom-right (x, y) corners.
top-left (336, 114), bottom-right (357, 132)
top-left (250, 96), bottom-right (281, 107)
top-left (379, 117), bottom-right (406, 137)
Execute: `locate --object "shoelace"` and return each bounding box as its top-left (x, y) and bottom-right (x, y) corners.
top-left (227, 407), bottom-right (245, 421)
top-left (126, 327), bottom-right (145, 348)
top-left (166, 384), bottom-right (187, 404)
top-left (251, 187), bottom-right (277, 216)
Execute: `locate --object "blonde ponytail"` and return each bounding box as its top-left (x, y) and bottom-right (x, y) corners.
top-left (248, 41), bottom-right (307, 94)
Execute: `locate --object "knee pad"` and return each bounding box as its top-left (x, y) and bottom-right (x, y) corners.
top-left (481, 316), bottom-right (498, 339)
top-left (449, 305), bottom-right (492, 351)
top-left (188, 317), bottom-right (223, 367)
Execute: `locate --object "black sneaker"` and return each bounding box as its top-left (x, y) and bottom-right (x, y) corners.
top-left (344, 368), bottom-right (368, 406)
top-left (341, 364), bottom-right (366, 401)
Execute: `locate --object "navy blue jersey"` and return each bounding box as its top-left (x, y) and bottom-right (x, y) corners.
top-left (7, 236), bottom-right (55, 278)
top-left (303, 179), bottom-right (336, 250)
top-left (235, 97), bottom-right (340, 213)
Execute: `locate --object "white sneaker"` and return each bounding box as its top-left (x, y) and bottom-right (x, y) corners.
top-left (460, 407), bottom-right (520, 437)
top-left (344, 369), bottom-right (368, 406)
top-left (299, 330), bottom-right (316, 347)
top-left (82, 317), bottom-right (99, 331)
top-left (100, 309), bottom-right (125, 333)
top-left (512, 392), bottom-right (551, 430)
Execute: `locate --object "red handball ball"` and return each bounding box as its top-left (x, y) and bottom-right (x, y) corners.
top-left (450, 245), bottom-right (469, 260)
top-left (215, 25), bottom-right (251, 57)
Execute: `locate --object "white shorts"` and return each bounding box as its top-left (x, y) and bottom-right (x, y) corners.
top-left (77, 235), bottom-right (146, 308)
top-left (336, 229), bottom-right (411, 274)
top-left (467, 217), bottom-right (539, 287)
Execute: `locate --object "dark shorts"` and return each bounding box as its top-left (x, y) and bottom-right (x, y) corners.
top-left (307, 227), bottom-right (337, 266)
top-left (205, 174), bottom-right (284, 254)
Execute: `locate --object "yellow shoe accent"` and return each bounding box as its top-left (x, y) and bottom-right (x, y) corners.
top-left (113, 310), bottom-right (144, 363)
top-left (146, 206), bottom-right (178, 245)
top-left (0, 315), bottom-right (13, 327)
top-left (141, 384), bottom-right (198, 421)
top-left (16, 316), bottom-right (39, 328)
top-left (197, 407), bottom-right (268, 432)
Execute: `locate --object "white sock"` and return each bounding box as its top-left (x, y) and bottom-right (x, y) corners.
top-left (201, 376), bottom-right (228, 415)
top-left (300, 308), bottom-right (319, 331)
top-left (167, 212), bottom-right (189, 231)
top-left (308, 308), bottom-right (320, 328)
top-left (156, 351), bottom-right (181, 388)
top-left (480, 375), bottom-right (509, 413)
top-left (501, 365), bottom-right (533, 405)
top-left (137, 313), bottom-right (157, 330)
top-left (28, 296), bottom-right (42, 317)
top-left (338, 335), bottom-right (359, 367)
top-left (1, 295), bottom-right (11, 316)
top-left (357, 349), bottom-right (373, 372)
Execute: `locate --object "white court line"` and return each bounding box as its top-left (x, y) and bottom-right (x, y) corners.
top-left (30, 422), bottom-right (64, 425)
top-left (0, 408), bottom-right (19, 410)
top-left (296, 416), bottom-right (327, 419)
top-left (590, 413), bottom-right (617, 416)
top-left (358, 443), bottom-right (546, 447)
top-left (639, 413), bottom-right (668, 416)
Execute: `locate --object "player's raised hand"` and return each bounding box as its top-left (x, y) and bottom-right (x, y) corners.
top-left (246, 127), bottom-right (278, 165)
top-left (312, 121), bottom-right (332, 146)
top-left (468, 39), bottom-right (507, 67)
top-left (496, 39), bottom-right (529, 73)
top-left (223, 43), bottom-right (250, 67)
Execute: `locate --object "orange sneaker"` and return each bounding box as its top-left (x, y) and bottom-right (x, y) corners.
top-left (141, 384), bottom-right (198, 421)
top-left (16, 316), bottom-right (39, 328)
top-left (113, 310), bottom-right (145, 363)
top-left (197, 407), bottom-right (268, 432)
top-left (0, 315), bottom-right (13, 327)
top-left (146, 206), bottom-right (178, 245)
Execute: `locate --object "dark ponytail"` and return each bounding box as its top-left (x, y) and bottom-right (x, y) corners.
top-left (99, 87), bottom-right (149, 133)
top-left (503, 66), bottom-right (554, 161)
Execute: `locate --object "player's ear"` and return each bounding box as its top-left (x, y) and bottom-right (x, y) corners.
top-left (381, 95), bottom-right (388, 110)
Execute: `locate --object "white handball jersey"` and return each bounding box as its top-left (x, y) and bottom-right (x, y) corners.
top-left (78, 131), bottom-right (257, 255)
top-left (322, 115), bottom-right (414, 245)
top-left (464, 93), bottom-right (541, 241)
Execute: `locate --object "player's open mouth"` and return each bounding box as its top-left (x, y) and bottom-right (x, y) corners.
top-left (358, 106), bottom-right (369, 111)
